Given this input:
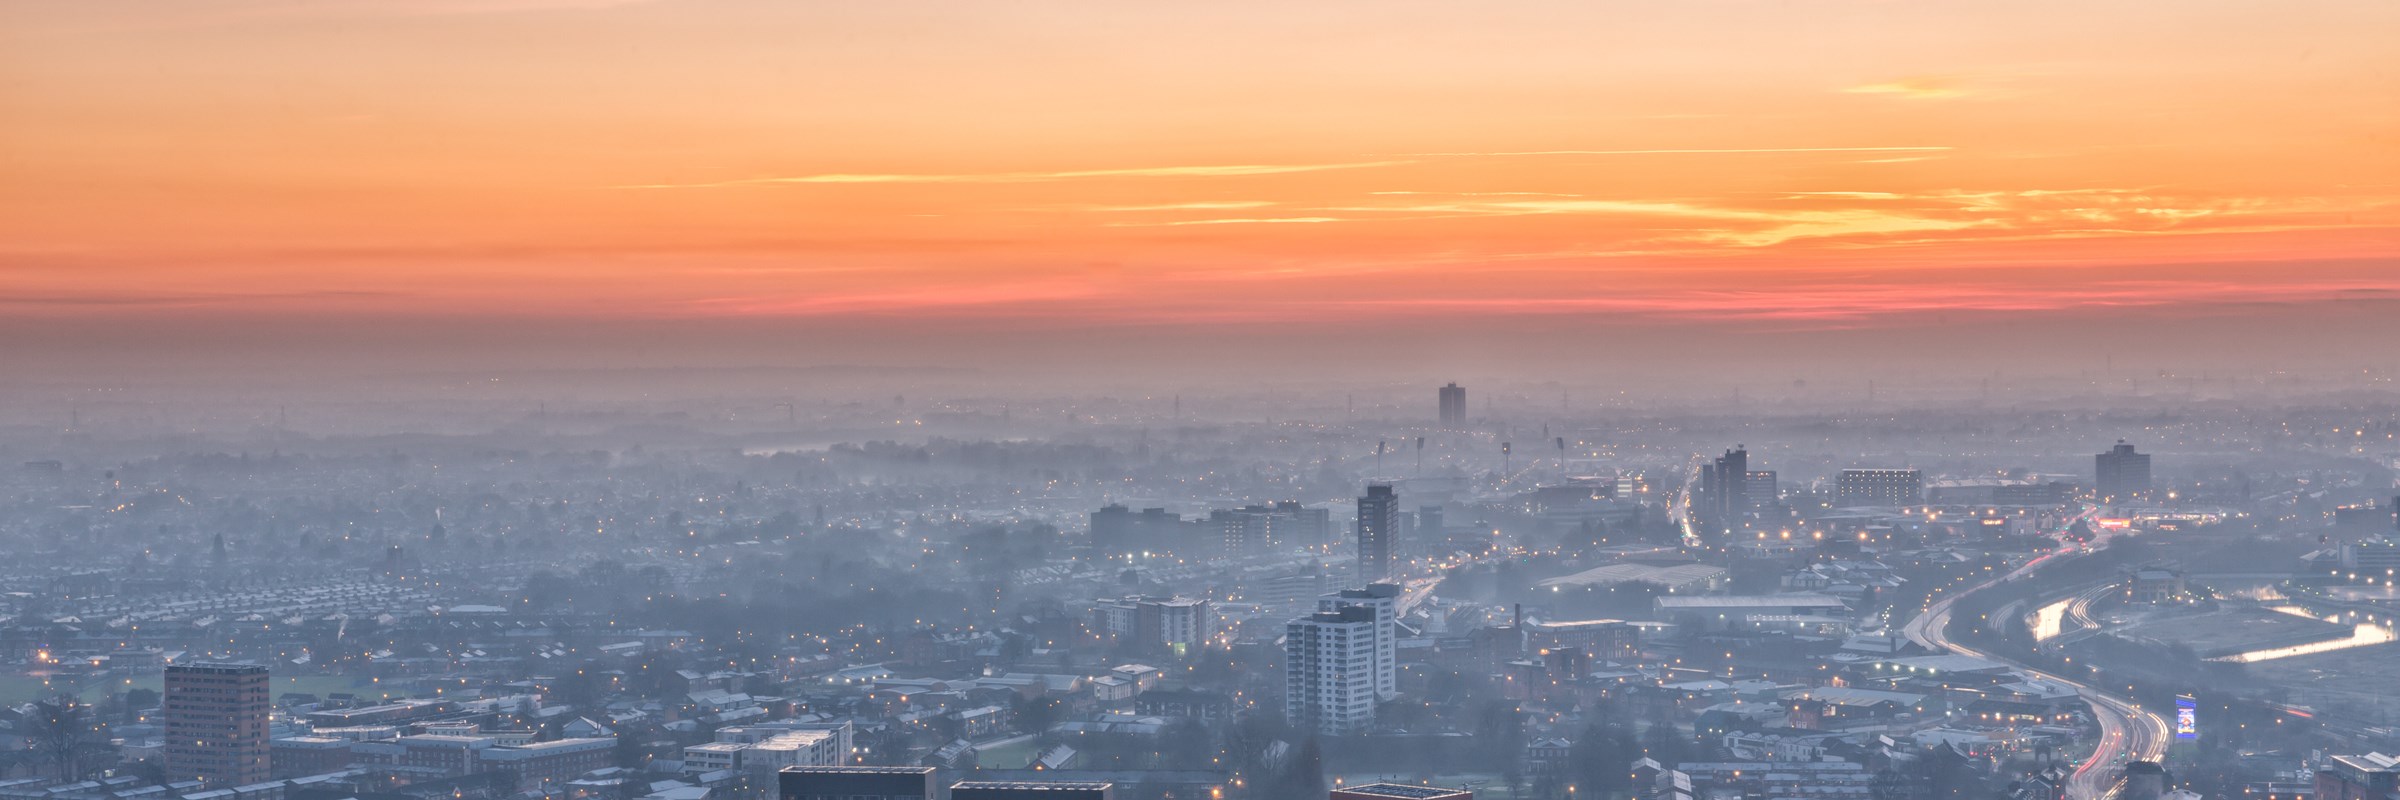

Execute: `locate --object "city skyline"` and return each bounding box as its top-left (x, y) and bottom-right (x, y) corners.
top-left (6, 5), bottom-right (2400, 800)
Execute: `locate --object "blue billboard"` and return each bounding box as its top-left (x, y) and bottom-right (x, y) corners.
top-left (2175, 694), bottom-right (2198, 740)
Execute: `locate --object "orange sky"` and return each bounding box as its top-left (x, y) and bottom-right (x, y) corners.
top-left (3, 0), bottom-right (2397, 330)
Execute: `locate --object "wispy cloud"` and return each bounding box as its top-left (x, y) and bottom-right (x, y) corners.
top-left (1291, 185), bottom-right (2357, 249)
top-left (1404, 146), bottom-right (1952, 157)
top-left (1368, 191), bottom-right (1582, 197)
top-left (618, 162), bottom-right (1405, 189)
top-left (1316, 279), bottom-right (2400, 324)
top-left (678, 283), bottom-right (1100, 316)
top-left (1779, 192), bottom-right (1909, 200)
top-left (1146, 217), bottom-right (1347, 226)
top-left (1845, 78), bottom-right (1969, 100)
top-left (1090, 201), bottom-right (1278, 212)
top-left (1314, 198), bottom-right (1981, 246)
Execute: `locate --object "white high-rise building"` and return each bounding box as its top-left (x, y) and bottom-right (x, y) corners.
top-left (1317, 583), bottom-right (1400, 701)
top-left (1285, 605), bottom-right (1380, 735)
top-left (1153, 597), bottom-right (1212, 652)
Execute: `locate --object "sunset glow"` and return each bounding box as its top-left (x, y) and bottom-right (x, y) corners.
top-left (4, 0), bottom-right (2396, 330)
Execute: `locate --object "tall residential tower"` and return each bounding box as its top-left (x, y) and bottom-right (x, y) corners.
top-left (1285, 605), bottom-right (1382, 735)
top-left (2095, 440), bottom-right (2152, 503)
top-left (164, 662), bottom-right (271, 787)
top-left (1356, 484), bottom-right (1400, 583)
top-left (1318, 584), bottom-right (1401, 701)
top-left (1438, 383), bottom-right (1467, 428)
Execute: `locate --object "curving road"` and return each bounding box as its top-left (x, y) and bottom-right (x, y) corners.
top-left (1669, 452), bottom-right (1705, 547)
top-left (2064, 581), bottom-right (2115, 633)
top-left (1900, 544), bottom-right (2170, 799)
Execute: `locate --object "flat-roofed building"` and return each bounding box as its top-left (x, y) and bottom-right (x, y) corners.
top-left (1211, 502), bottom-right (1332, 555)
top-left (1091, 596), bottom-right (1214, 653)
top-left (478, 737), bottom-right (615, 792)
top-left (1856, 655), bottom-right (2021, 692)
top-left (1836, 469), bottom-right (1924, 508)
top-left (779, 767), bottom-right (936, 800)
top-left (1653, 594), bottom-right (1850, 632)
top-left (1778, 687), bottom-right (1929, 723)
top-left (2346, 538), bottom-right (2400, 572)
top-left (1995, 481), bottom-right (2078, 507)
top-left (2317, 753), bottom-right (2400, 800)
top-left (949, 781), bottom-right (1114, 800)
top-left (1333, 784), bottom-right (1475, 800)
top-left (2129, 569), bottom-right (2186, 604)
top-left (302, 699), bottom-right (456, 728)
top-left (1536, 563), bottom-right (1727, 594)
top-left (359, 734), bottom-right (493, 776)
top-left (268, 736), bottom-right (352, 778)
top-left (1522, 619), bottom-right (1639, 661)
top-left (687, 726), bottom-right (848, 776)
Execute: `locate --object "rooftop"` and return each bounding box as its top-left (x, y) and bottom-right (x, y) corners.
top-left (1656, 594), bottom-right (1848, 609)
top-left (167, 662), bottom-right (268, 675)
top-left (1786, 686), bottom-right (1926, 706)
top-left (1336, 785), bottom-right (1475, 800)
top-left (2326, 753), bottom-right (2400, 772)
top-left (1872, 655), bottom-right (2013, 674)
top-left (1527, 618), bottom-right (1631, 631)
top-left (1540, 563), bottom-right (1726, 589)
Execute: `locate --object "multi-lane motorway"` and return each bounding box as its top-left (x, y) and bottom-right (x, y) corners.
top-left (1900, 529), bottom-right (2171, 800)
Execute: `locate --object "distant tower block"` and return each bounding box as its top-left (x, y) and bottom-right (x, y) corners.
top-left (165, 662), bottom-right (270, 786)
top-left (2095, 440), bottom-right (2152, 503)
top-left (1356, 484), bottom-right (1400, 583)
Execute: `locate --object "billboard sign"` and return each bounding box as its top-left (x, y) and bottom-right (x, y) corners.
top-left (2176, 694), bottom-right (2198, 740)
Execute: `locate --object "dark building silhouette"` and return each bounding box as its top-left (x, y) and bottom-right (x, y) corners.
top-left (2121, 761), bottom-right (2169, 800)
top-left (165, 662), bottom-right (271, 786)
top-left (2334, 503), bottom-right (2387, 531)
top-left (1088, 504), bottom-right (1202, 558)
top-left (1746, 471), bottom-right (1778, 510)
top-left (1356, 484), bottom-right (1400, 583)
top-left (1209, 501), bottom-right (1330, 555)
top-left (1995, 481), bottom-right (2078, 507)
top-left (1438, 383), bottom-right (1467, 428)
top-left (780, 767), bottom-right (937, 800)
top-left (2095, 440), bottom-right (2152, 503)
top-left (1698, 446), bottom-right (1748, 531)
top-left (950, 782), bottom-right (1114, 800)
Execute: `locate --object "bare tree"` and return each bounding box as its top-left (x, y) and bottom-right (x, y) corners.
top-left (25, 698), bottom-right (104, 781)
